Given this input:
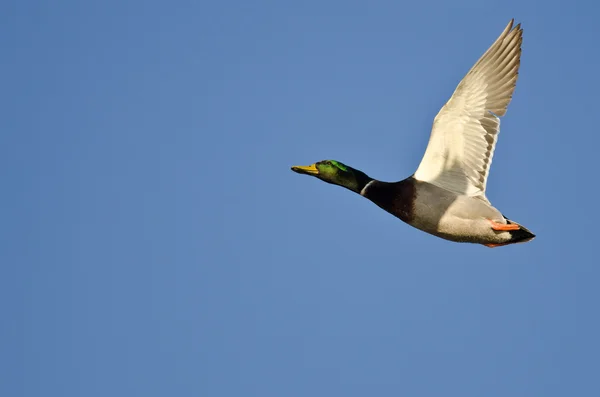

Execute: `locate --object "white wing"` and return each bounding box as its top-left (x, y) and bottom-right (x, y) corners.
top-left (413, 20), bottom-right (523, 199)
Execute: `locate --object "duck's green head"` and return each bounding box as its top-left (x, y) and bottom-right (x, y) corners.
top-left (291, 160), bottom-right (372, 193)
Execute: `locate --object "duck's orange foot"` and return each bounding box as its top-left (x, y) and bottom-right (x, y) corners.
top-left (488, 219), bottom-right (520, 231)
top-left (484, 243), bottom-right (511, 248)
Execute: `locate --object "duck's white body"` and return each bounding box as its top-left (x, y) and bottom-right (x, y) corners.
top-left (363, 179), bottom-right (534, 247)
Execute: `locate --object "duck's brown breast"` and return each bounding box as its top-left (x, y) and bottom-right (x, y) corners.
top-left (362, 178), bottom-right (417, 223)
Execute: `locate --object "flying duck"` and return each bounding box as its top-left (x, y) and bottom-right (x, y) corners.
top-left (291, 19), bottom-right (534, 247)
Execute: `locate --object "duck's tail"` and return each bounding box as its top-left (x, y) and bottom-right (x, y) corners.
top-left (484, 217), bottom-right (535, 248)
top-left (504, 216), bottom-right (536, 245)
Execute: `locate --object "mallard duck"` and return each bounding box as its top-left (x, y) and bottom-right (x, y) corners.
top-left (291, 19), bottom-right (535, 248)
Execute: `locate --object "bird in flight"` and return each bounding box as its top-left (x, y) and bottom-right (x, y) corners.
top-left (292, 19), bottom-right (534, 248)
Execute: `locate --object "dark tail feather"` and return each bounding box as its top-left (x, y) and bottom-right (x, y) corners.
top-left (504, 216), bottom-right (536, 244)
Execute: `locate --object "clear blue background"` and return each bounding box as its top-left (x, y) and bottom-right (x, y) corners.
top-left (3, 1), bottom-right (599, 396)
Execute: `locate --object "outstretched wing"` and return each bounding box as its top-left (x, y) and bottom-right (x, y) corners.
top-left (413, 20), bottom-right (523, 199)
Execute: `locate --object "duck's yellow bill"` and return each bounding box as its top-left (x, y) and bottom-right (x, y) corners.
top-left (291, 164), bottom-right (319, 175)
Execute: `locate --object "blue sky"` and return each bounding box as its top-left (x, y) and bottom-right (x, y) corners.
top-left (3, 1), bottom-right (600, 396)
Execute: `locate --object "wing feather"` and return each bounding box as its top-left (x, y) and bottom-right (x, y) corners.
top-left (414, 20), bottom-right (523, 198)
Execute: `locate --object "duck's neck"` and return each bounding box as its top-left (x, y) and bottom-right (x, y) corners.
top-left (359, 179), bottom-right (376, 196)
top-left (346, 169), bottom-right (374, 195)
